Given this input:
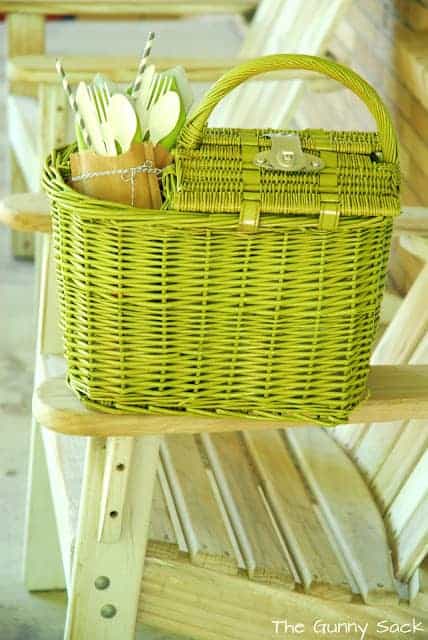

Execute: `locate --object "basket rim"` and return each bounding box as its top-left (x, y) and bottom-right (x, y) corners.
top-left (43, 136), bottom-right (401, 223)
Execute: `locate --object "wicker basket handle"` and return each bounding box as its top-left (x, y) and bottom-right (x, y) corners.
top-left (179, 54), bottom-right (398, 163)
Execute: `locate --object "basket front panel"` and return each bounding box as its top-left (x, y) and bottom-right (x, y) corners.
top-left (53, 205), bottom-right (392, 425)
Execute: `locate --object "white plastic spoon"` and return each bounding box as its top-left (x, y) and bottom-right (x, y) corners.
top-left (89, 85), bottom-right (117, 155)
top-left (148, 90), bottom-right (181, 145)
top-left (106, 94), bottom-right (137, 153)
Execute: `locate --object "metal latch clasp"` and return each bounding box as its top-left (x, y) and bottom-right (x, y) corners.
top-left (254, 133), bottom-right (324, 172)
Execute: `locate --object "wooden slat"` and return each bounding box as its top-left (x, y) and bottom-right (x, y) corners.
top-left (39, 427), bottom-right (75, 586)
top-left (390, 234), bottom-right (428, 297)
top-left (63, 433), bottom-right (161, 639)
top-left (30, 265), bottom-right (73, 587)
top-left (373, 265), bottom-right (428, 364)
top-left (217, 0), bottom-right (351, 129)
top-left (201, 432), bottom-right (294, 587)
top-left (37, 234), bottom-right (63, 356)
top-left (332, 422), bottom-right (365, 453)
top-left (286, 428), bottom-right (396, 604)
top-left (138, 557), bottom-right (428, 640)
top-left (396, 110), bottom-right (428, 183)
top-left (7, 97), bottom-right (39, 192)
top-left (160, 436), bottom-right (238, 574)
top-left (372, 418), bottom-right (428, 514)
top-left (353, 324), bottom-right (428, 489)
top-left (32, 365), bottom-right (428, 437)
top-left (43, 430), bottom-right (189, 565)
top-left (418, 556), bottom-right (428, 609)
top-left (9, 150), bottom-right (34, 258)
top-left (396, 26), bottom-right (428, 111)
top-left (379, 289), bottom-right (403, 327)
top-left (395, 500), bottom-right (428, 582)
top-left (7, 54), bottom-right (341, 90)
top-left (38, 82), bottom-right (72, 159)
top-left (242, 430), bottom-right (350, 598)
top-left (386, 450), bottom-right (428, 540)
top-left (7, 12), bottom-right (44, 96)
top-left (156, 461), bottom-right (188, 554)
top-left (97, 437), bottom-right (135, 543)
top-left (398, 0), bottom-right (428, 31)
top-left (313, 5), bottom-right (428, 207)
top-left (7, 54), bottom-right (238, 85)
top-left (0, 1), bottom-right (256, 15)
top-left (147, 473), bottom-right (181, 560)
top-left (216, 0), bottom-right (285, 126)
top-left (351, 421), bottom-right (404, 485)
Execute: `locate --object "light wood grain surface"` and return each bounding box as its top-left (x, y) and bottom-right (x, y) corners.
top-left (32, 365), bottom-right (428, 437)
top-left (138, 557), bottom-right (428, 640)
top-left (0, 1), bottom-right (256, 15)
top-left (0, 192), bottom-right (51, 232)
top-left (286, 428), bottom-right (396, 604)
top-left (243, 429), bottom-right (350, 597)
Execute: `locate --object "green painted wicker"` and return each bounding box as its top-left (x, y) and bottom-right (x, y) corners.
top-left (43, 54), bottom-right (400, 426)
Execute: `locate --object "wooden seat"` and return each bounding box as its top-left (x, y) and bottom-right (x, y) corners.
top-left (35, 352), bottom-right (427, 638)
top-left (43, 421), bottom-right (428, 638)
top-left (36, 353), bottom-right (423, 604)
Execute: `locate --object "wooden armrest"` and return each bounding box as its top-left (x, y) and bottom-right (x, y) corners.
top-left (0, 1), bottom-right (256, 15)
top-left (33, 366), bottom-right (428, 437)
top-left (0, 193), bottom-right (51, 233)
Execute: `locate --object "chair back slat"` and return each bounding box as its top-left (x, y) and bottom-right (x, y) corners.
top-left (334, 264), bottom-right (428, 582)
top-left (213, 0), bottom-right (351, 128)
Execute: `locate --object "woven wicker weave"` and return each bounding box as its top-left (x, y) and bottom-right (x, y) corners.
top-left (43, 54), bottom-right (400, 426)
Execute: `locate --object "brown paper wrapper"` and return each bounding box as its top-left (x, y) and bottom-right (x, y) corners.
top-left (70, 142), bottom-right (173, 209)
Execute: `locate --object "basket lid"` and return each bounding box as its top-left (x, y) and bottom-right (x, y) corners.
top-left (169, 127), bottom-right (400, 224)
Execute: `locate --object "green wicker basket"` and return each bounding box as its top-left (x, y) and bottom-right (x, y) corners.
top-left (43, 54), bottom-right (400, 426)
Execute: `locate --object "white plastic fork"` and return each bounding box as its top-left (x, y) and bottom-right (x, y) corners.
top-left (137, 75), bottom-right (173, 141)
top-left (89, 84), bottom-right (117, 156)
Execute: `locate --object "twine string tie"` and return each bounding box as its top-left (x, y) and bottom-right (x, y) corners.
top-left (71, 161), bottom-right (162, 206)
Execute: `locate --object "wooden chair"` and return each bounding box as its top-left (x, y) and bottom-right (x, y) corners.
top-left (1, 0), bottom-right (256, 257)
top-left (4, 3), bottom-right (428, 637)
top-left (1, 0), bottom-right (352, 258)
top-left (0, 194), bottom-right (427, 639)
